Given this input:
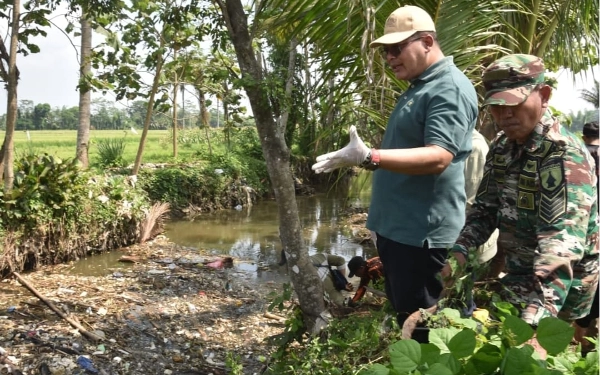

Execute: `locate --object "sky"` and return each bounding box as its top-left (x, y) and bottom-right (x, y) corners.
top-left (0, 13), bottom-right (598, 117)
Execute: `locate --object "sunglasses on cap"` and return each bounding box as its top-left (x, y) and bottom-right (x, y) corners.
top-left (380, 37), bottom-right (424, 58)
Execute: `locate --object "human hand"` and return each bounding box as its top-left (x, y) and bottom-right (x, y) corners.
top-left (344, 282), bottom-right (354, 292)
top-left (441, 252), bottom-right (467, 289)
top-left (347, 299), bottom-right (358, 308)
top-left (526, 335), bottom-right (547, 359)
top-left (312, 126), bottom-right (370, 173)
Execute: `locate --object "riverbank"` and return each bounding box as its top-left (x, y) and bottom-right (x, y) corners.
top-left (0, 236), bottom-right (289, 375)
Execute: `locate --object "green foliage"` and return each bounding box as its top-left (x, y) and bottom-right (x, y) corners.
top-left (96, 137), bottom-right (127, 167)
top-left (138, 125), bottom-right (269, 213)
top-left (266, 308), bottom-right (402, 375)
top-left (0, 154), bottom-right (87, 231)
top-left (361, 308), bottom-right (597, 375)
top-left (0, 152), bottom-right (151, 272)
top-left (225, 352), bottom-right (244, 375)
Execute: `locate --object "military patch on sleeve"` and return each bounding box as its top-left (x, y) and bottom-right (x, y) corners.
top-left (540, 161), bottom-right (564, 192)
top-left (539, 159), bottom-right (566, 223)
top-left (539, 187), bottom-right (566, 223)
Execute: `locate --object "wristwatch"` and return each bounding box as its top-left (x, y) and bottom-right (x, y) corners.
top-left (361, 148), bottom-right (380, 170)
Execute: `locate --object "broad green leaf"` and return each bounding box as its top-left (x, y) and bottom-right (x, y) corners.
top-left (448, 329), bottom-right (476, 359)
top-left (551, 356), bottom-right (574, 372)
top-left (422, 363), bottom-right (454, 375)
top-left (468, 344), bottom-right (503, 374)
top-left (502, 347), bottom-right (538, 375)
top-left (441, 308), bottom-right (462, 321)
top-left (585, 351), bottom-right (599, 371)
top-left (429, 327), bottom-right (461, 354)
top-left (536, 317), bottom-right (574, 355)
top-left (360, 363), bottom-right (389, 375)
top-left (494, 301), bottom-right (520, 317)
top-left (389, 340), bottom-right (421, 373)
top-left (438, 353), bottom-right (462, 375)
top-left (503, 315), bottom-right (534, 345)
top-left (420, 343), bottom-right (441, 365)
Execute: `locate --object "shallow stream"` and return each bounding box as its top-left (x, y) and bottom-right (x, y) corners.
top-left (67, 173), bottom-right (376, 283)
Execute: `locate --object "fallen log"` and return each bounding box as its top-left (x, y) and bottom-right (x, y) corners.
top-left (12, 272), bottom-right (103, 343)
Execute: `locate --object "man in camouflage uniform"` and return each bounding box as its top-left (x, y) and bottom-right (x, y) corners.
top-left (442, 54), bottom-right (599, 339)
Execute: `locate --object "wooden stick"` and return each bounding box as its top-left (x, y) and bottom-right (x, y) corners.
top-left (12, 272), bottom-right (103, 342)
top-left (0, 353), bottom-right (23, 375)
top-left (263, 311), bottom-right (286, 322)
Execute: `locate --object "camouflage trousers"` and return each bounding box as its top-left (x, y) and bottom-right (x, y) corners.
top-left (498, 258), bottom-right (599, 325)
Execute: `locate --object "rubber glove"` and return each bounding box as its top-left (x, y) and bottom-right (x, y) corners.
top-left (312, 125), bottom-right (370, 174)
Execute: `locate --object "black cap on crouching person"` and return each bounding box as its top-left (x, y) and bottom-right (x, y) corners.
top-left (583, 121), bottom-right (599, 139)
top-left (348, 256), bottom-right (367, 278)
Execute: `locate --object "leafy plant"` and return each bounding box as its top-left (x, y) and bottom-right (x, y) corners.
top-left (361, 308), bottom-right (598, 375)
top-left (96, 137), bottom-right (127, 168)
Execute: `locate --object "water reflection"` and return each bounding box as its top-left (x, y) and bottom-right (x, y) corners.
top-left (68, 172), bottom-right (375, 281)
top-left (164, 193), bottom-right (377, 270)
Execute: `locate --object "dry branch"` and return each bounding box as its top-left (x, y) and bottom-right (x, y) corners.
top-left (12, 272), bottom-right (103, 342)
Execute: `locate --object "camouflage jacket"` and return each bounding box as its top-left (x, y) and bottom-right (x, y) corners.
top-left (453, 110), bottom-right (599, 325)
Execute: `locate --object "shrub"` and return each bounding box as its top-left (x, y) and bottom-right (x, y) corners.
top-left (0, 153), bottom-right (151, 274)
top-left (96, 137), bottom-right (127, 167)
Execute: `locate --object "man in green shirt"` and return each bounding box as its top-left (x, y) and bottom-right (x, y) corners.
top-left (312, 5), bottom-right (477, 334)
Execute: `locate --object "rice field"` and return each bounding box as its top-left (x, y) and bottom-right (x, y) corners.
top-left (1, 129), bottom-right (201, 165)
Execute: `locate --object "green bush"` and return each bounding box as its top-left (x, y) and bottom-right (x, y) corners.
top-left (361, 308), bottom-right (598, 375)
top-left (96, 137), bottom-right (127, 167)
top-left (0, 153), bottom-right (150, 273)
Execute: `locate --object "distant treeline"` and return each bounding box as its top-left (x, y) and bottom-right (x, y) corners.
top-left (567, 108), bottom-right (600, 133)
top-left (0, 98), bottom-right (254, 131)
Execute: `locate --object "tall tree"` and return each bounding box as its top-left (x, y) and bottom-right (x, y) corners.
top-left (214, 0), bottom-right (328, 334)
top-left (581, 81), bottom-right (599, 108)
top-left (0, 0), bottom-right (51, 189)
top-left (76, 15), bottom-right (92, 168)
top-left (91, 0), bottom-right (209, 174)
top-left (1, 0), bottom-right (20, 190)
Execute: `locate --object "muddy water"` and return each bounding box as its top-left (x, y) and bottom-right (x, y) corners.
top-left (69, 173), bottom-right (375, 281)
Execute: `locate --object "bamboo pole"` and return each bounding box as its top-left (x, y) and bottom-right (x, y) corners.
top-left (12, 272), bottom-right (103, 342)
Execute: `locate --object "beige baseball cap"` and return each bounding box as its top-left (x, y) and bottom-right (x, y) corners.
top-left (370, 6), bottom-right (436, 48)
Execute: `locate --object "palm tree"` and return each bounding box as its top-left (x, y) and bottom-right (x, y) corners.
top-left (581, 81), bottom-right (599, 108)
top-left (265, 0), bottom-right (598, 145)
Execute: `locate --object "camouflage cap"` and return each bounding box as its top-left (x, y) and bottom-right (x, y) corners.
top-left (482, 54), bottom-right (545, 106)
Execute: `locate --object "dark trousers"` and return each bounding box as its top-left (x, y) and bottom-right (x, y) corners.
top-left (376, 233), bottom-right (448, 326)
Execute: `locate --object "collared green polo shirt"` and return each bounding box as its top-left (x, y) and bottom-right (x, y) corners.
top-left (366, 56), bottom-right (478, 248)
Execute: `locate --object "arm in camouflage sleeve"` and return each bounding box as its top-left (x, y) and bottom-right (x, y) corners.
top-left (452, 145), bottom-right (501, 256)
top-left (525, 147), bottom-right (597, 323)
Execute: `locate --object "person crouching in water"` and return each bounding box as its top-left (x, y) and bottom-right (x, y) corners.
top-left (279, 250), bottom-right (353, 307)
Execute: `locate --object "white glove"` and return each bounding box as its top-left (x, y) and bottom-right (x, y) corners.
top-left (312, 126), bottom-right (370, 174)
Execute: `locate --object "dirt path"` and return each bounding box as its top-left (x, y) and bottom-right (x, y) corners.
top-left (0, 236), bottom-right (288, 375)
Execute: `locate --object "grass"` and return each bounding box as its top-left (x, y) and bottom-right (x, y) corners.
top-left (2, 129), bottom-right (201, 166)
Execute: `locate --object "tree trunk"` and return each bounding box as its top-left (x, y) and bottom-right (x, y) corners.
top-left (172, 47), bottom-right (179, 159)
top-left (76, 15), bottom-right (92, 168)
top-left (280, 37), bottom-right (298, 145)
top-left (132, 38), bottom-right (165, 175)
top-left (3, 0), bottom-right (20, 192)
top-left (197, 87), bottom-right (212, 155)
top-left (216, 0), bottom-right (328, 334)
